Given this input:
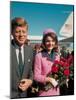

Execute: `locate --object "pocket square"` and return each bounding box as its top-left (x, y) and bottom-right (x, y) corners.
top-left (28, 59), bottom-right (31, 62)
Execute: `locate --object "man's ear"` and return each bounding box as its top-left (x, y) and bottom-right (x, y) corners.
top-left (11, 34), bottom-right (14, 39)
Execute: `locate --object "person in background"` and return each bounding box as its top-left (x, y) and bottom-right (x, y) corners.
top-left (34, 44), bottom-right (41, 54)
top-left (34, 29), bottom-right (60, 96)
top-left (25, 39), bottom-right (31, 46)
top-left (68, 50), bottom-right (74, 65)
top-left (10, 17), bottom-right (34, 98)
top-left (66, 50), bottom-right (70, 59)
top-left (60, 46), bottom-right (67, 59)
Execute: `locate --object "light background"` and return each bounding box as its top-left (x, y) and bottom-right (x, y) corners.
top-left (0, 0), bottom-right (76, 100)
top-left (11, 1), bottom-right (73, 38)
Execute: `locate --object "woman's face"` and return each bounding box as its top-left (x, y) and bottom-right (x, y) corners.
top-left (45, 36), bottom-right (56, 51)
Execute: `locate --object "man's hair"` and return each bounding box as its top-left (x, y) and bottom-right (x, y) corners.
top-left (11, 17), bottom-right (28, 33)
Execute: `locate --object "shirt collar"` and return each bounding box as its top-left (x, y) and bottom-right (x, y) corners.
top-left (13, 41), bottom-right (24, 49)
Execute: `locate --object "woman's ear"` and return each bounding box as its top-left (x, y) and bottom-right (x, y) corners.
top-left (55, 43), bottom-right (58, 48)
top-left (53, 44), bottom-right (58, 52)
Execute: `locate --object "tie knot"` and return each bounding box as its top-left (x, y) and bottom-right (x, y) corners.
top-left (19, 47), bottom-right (21, 51)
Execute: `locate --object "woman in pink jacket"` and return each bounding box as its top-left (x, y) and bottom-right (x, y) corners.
top-left (34, 29), bottom-right (60, 96)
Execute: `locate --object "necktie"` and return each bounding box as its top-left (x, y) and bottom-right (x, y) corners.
top-left (18, 47), bottom-right (24, 79)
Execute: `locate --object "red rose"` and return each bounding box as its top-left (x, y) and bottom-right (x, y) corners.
top-left (64, 62), bottom-right (69, 68)
top-left (64, 69), bottom-right (70, 76)
top-left (54, 60), bottom-right (59, 64)
top-left (60, 57), bottom-right (66, 62)
top-left (51, 65), bottom-right (59, 73)
top-left (59, 61), bottom-right (65, 66)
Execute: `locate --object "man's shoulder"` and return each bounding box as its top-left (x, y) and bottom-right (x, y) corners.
top-left (24, 44), bottom-right (33, 52)
top-left (24, 44), bottom-right (32, 49)
top-left (11, 40), bottom-right (15, 49)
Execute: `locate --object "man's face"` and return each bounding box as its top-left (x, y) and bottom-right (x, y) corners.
top-left (12, 26), bottom-right (28, 46)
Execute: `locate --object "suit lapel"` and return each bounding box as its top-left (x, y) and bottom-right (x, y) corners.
top-left (22, 45), bottom-right (29, 78)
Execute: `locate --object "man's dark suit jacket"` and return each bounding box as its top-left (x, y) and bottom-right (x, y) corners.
top-left (10, 40), bottom-right (33, 98)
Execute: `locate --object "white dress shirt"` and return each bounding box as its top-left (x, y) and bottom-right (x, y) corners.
top-left (15, 45), bottom-right (24, 64)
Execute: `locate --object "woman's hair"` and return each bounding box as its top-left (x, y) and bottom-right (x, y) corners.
top-left (11, 17), bottom-right (28, 33)
top-left (42, 32), bottom-right (58, 52)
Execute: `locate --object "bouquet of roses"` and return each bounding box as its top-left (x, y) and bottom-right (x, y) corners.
top-left (44, 58), bottom-right (74, 91)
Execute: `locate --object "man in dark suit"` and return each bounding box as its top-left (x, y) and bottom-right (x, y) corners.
top-left (10, 17), bottom-right (34, 98)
